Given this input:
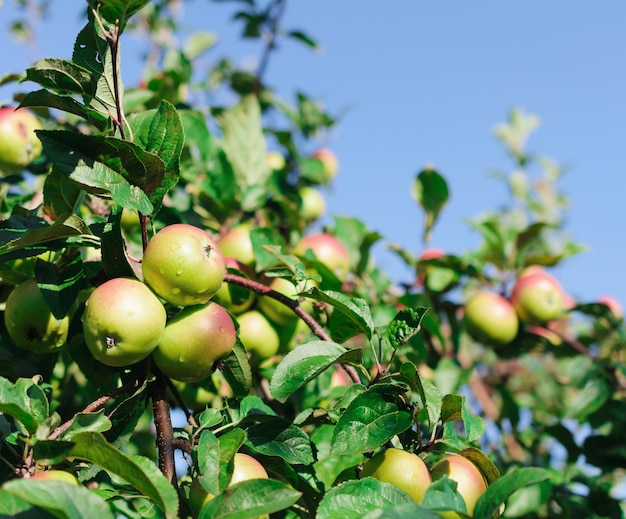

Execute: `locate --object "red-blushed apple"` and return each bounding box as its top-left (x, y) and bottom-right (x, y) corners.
top-left (598, 295), bottom-right (623, 320)
top-left (4, 279), bottom-right (70, 353)
top-left (463, 290), bottom-right (519, 346)
top-left (217, 222), bottom-right (255, 267)
top-left (266, 151), bottom-right (286, 171)
top-left (82, 277), bottom-right (167, 367)
top-left (510, 269), bottom-right (564, 325)
top-left (361, 448), bottom-right (432, 503)
top-left (153, 301), bottom-right (236, 383)
top-left (416, 247), bottom-right (445, 286)
top-left (257, 277), bottom-right (314, 326)
top-left (311, 148), bottom-right (339, 181)
top-left (212, 257), bottom-right (256, 314)
top-left (236, 309), bottom-right (280, 363)
top-left (299, 186), bottom-right (326, 222)
top-left (29, 470), bottom-right (80, 486)
top-left (189, 452), bottom-right (269, 517)
top-left (142, 224), bottom-right (225, 307)
top-left (293, 233), bottom-right (350, 278)
top-left (0, 106), bottom-right (43, 174)
top-left (430, 454), bottom-right (488, 518)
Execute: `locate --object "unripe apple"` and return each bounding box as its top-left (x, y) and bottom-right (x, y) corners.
top-left (217, 222), bottom-right (255, 267)
top-left (0, 106), bottom-right (43, 174)
top-left (293, 233), bottom-right (350, 278)
top-left (29, 470), bottom-right (80, 486)
top-left (299, 186), bottom-right (326, 222)
top-left (257, 277), bottom-right (314, 326)
top-left (82, 278), bottom-right (167, 367)
top-left (189, 452), bottom-right (269, 517)
top-left (463, 290), bottom-right (519, 346)
top-left (311, 148), bottom-right (339, 181)
top-left (266, 151), bottom-right (286, 171)
top-left (361, 448), bottom-right (432, 503)
top-left (212, 258), bottom-right (256, 314)
top-left (430, 454), bottom-right (488, 518)
top-left (142, 224), bottom-right (225, 307)
top-left (510, 270), bottom-right (564, 325)
top-left (4, 279), bottom-right (70, 353)
top-left (236, 310), bottom-right (280, 362)
top-left (153, 301), bottom-right (236, 383)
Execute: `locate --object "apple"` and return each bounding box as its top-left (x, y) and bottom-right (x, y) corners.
top-left (293, 233), bottom-right (350, 278)
top-left (4, 279), bottom-right (70, 353)
top-left (510, 269), bottom-right (564, 325)
top-left (416, 248), bottom-right (445, 286)
top-left (299, 186), bottom-right (326, 222)
top-left (217, 222), bottom-right (255, 267)
top-left (189, 452), bottom-right (269, 517)
top-left (142, 224), bottom-right (225, 307)
top-left (598, 295), bottom-right (623, 320)
top-left (153, 301), bottom-right (236, 383)
top-left (463, 290), bottom-right (519, 346)
top-left (29, 470), bottom-right (80, 486)
top-left (236, 310), bottom-right (280, 363)
top-left (360, 448), bottom-right (432, 503)
top-left (120, 207), bottom-right (140, 230)
top-left (212, 257), bottom-right (256, 315)
top-left (311, 148), bottom-right (339, 181)
top-left (266, 151), bottom-right (286, 171)
top-left (430, 454), bottom-right (488, 518)
top-left (257, 277), bottom-right (314, 326)
top-left (0, 106), bottom-right (43, 174)
top-left (82, 277), bottom-right (167, 367)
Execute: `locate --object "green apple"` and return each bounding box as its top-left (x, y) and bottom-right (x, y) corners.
top-left (0, 106), bottom-right (43, 174)
top-left (430, 454), bottom-right (488, 518)
top-left (153, 301), bottom-right (236, 383)
top-left (311, 148), bottom-right (339, 181)
top-left (236, 310), bottom-right (280, 363)
top-left (361, 448), bottom-right (432, 503)
top-left (142, 224), bottom-right (225, 307)
top-left (463, 290), bottom-right (519, 346)
top-left (266, 151), bottom-right (286, 171)
top-left (212, 257), bottom-right (256, 314)
top-left (29, 470), bottom-right (80, 486)
top-left (82, 277), bottom-right (167, 367)
top-left (510, 269), bottom-right (564, 324)
top-left (4, 279), bottom-right (70, 353)
top-left (217, 222), bottom-right (255, 267)
top-left (257, 277), bottom-right (314, 326)
top-left (293, 233), bottom-right (350, 278)
top-left (189, 452), bottom-right (269, 517)
top-left (299, 186), bottom-right (326, 222)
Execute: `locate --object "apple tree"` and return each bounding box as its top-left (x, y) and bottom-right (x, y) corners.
top-left (0, 1), bottom-right (624, 518)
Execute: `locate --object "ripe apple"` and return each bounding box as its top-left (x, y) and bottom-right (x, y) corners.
top-left (510, 270), bottom-right (564, 325)
top-left (430, 454), bottom-right (488, 518)
top-left (236, 310), bottom-right (280, 363)
top-left (598, 295), bottom-right (623, 320)
top-left (360, 448), bottom-right (432, 503)
top-left (82, 277), bottom-right (167, 367)
top-left (463, 290), bottom-right (519, 346)
top-left (212, 257), bottom-right (256, 315)
top-left (142, 224), bottom-right (225, 307)
top-left (217, 222), bottom-right (255, 267)
top-left (293, 233), bottom-right (350, 278)
top-left (299, 186), bottom-right (326, 222)
top-left (257, 277), bottom-right (314, 326)
top-left (416, 248), bottom-right (445, 286)
top-left (4, 279), bottom-right (70, 353)
top-left (311, 148), bottom-right (339, 181)
top-left (153, 301), bottom-right (237, 383)
top-left (189, 452), bottom-right (269, 517)
top-left (0, 106), bottom-right (43, 174)
top-left (266, 151), bottom-right (286, 171)
top-left (29, 470), bottom-right (80, 486)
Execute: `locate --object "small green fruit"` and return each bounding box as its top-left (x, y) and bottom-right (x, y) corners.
top-left (0, 106), bottom-right (43, 174)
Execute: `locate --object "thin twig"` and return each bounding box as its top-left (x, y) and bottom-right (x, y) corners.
top-left (151, 367), bottom-right (177, 486)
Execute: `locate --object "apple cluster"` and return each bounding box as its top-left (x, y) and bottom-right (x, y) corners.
top-left (81, 223), bottom-right (237, 382)
top-left (361, 448), bottom-right (488, 518)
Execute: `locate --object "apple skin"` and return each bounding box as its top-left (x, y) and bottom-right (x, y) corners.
top-left (212, 257), bottom-right (256, 315)
top-left (266, 151), bottom-right (286, 171)
top-left (4, 279), bottom-right (70, 353)
top-left (311, 148), bottom-right (339, 181)
top-left (82, 278), bottom-right (167, 367)
top-left (430, 454), bottom-right (488, 518)
top-left (299, 186), bottom-right (326, 222)
top-left (293, 233), bottom-right (350, 278)
top-left (153, 302), bottom-right (236, 382)
top-left (0, 107), bottom-right (43, 174)
top-left (598, 295), bottom-right (623, 320)
top-left (29, 470), bottom-right (80, 486)
top-left (217, 222), bottom-right (255, 267)
top-left (257, 277), bottom-right (314, 326)
top-left (142, 224), bottom-right (225, 307)
top-left (189, 452), bottom-right (269, 517)
top-left (361, 448), bottom-right (432, 504)
top-left (463, 290), bottom-right (519, 346)
top-left (236, 310), bottom-right (280, 363)
top-left (510, 270), bottom-right (564, 325)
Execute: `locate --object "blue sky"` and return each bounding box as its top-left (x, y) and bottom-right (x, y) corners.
top-left (2, 1), bottom-right (626, 308)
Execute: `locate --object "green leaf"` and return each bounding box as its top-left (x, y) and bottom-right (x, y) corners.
top-left (287, 30), bottom-right (318, 49)
top-left (198, 479), bottom-right (301, 519)
top-left (399, 364), bottom-right (442, 427)
top-left (88, 0), bottom-right (151, 29)
top-left (100, 207), bottom-right (136, 279)
top-left (440, 394), bottom-right (485, 443)
top-left (316, 477), bottom-right (413, 519)
top-left (333, 216), bottom-right (383, 275)
top-left (220, 341), bottom-right (253, 399)
top-left (245, 418), bottom-right (314, 465)
top-left (43, 168), bottom-right (85, 219)
top-left (385, 307), bottom-right (428, 350)
top-left (32, 440), bottom-right (75, 466)
top-left (412, 167), bottom-right (449, 243)
top-left (249, 228), bottom-right (287, 272)
top-left (69, 432), bottom-right (179, 519)
top-left (269, 340), bottom-right (361, 403)
top-left (566, 377), bottom-right (611, 420)
top-left (58, 410), bottom-right (112, 440)
top-left (1, 479), bottom-right (115, 519)
top-left (362, 502), bottom-right (441, 519)
top-left (0, 377), bottom-right (49, 433)
top-left (330, 384), bottom-right (413, 456)
top-left (19, 89), bottom-right (109, 129)
top-left (35, 254), bottom-right (85, 319)
top-left (422, 476), bottom-right (467, 516)
top-left (24, 58), bottom-right (95, 96)
top-left (473, 467), bottom-right (551, 519)
top-left (184, 31), bottom-right (218, 59)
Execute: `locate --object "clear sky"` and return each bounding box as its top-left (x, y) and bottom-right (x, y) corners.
top-left (2, 1), bottom-right (626, 309)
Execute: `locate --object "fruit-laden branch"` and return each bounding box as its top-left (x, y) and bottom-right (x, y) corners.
top-left (224, 272), bottom-right (362, 384)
